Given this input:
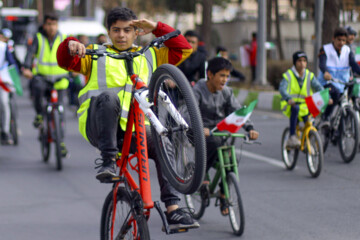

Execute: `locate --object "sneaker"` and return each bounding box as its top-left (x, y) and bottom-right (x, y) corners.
top-left (1, 132), bottom-right (13, 145)
top-left (165, 208), bottom-right (200, 230)
top-left (95, 158), bottom-right (117, 182)
top-left (286, 135), bottom-right (301, 148)
top-left (33, 114), bottom-right (43, 128)
top-left (60, 142), bottom-right (68, 158)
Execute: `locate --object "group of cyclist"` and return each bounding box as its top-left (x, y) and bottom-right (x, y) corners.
top-left (0, 4), bottom-right (358, 235)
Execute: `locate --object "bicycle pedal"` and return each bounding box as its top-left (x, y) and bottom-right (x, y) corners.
top-left (169, 228), bottom-right (189, 234)
top-left (99, 176), bottom-right (124, 183)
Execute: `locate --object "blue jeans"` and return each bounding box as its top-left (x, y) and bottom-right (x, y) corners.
top-left (290, 104), bottom-right (308, 135)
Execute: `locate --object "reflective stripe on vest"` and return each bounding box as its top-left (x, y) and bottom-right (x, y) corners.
top-left (77, 45), bottom-right (157, 138)
top-left (36, 33), bottom-right (68, 82)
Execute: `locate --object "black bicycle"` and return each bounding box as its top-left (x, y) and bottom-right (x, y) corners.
top-left (315, 79), bottom-right (359, 163)
top-left (38, 77), bottom-right (66, 170)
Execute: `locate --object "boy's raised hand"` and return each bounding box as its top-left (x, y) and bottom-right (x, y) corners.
top-left (131, 19), bottom-right (157, 36)
top-left (68, 40), bottom-right (86, 58)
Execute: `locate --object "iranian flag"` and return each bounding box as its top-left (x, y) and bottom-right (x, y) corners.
top-left (305, 89), bottom-right (330, 118)
top-left (356, 46), bottom-right (360, 65)
top-left (216, 100), bottom-right (257, 133)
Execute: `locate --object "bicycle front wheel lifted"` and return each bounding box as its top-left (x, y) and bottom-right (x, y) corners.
top-left (100, 187), bottom-right (150, 240)
top-left (149, 64), bottom-right (206, 195)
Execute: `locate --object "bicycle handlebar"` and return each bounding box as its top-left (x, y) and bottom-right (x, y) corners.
top-left (211, 131), bottom-right (261, 145)
top-left (85, 30), bottom-right (181, 59)
top-left (329, 78), bottom-right (354, 87)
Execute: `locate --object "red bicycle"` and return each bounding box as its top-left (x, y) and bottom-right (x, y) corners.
top-left (86, 30), bottom-right (206, 239)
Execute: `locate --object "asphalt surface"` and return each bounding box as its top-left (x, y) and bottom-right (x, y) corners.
top-left (1, 93), bottom-right (360, 240)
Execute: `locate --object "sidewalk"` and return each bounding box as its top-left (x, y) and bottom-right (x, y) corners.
top-left (235, 88), bottom-right (282, 111)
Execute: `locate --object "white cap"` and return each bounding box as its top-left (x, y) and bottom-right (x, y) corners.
top-left (2, 28), bottom-right (12, 39)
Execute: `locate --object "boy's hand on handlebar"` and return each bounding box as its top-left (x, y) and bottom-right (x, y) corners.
top-left (68, 40), bottom-right (86, 58)
top-left (131, 19), bottom-right (157, 36)
top-left (249, 130), bottom-right (259, 140)
top-left (203, 128), bottom-right (210, 137)
top-left (288, 99), bottom-right (296, 106)
top-left (23, 68), bottom-right (33, 79)
top-left (324, 71), bottom-right (332, 81)
top-left (329, 98), bottom-right (333, 105)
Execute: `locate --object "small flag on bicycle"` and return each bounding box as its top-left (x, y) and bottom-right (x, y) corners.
top-left (216, 100), bottom-right (257, 133)
top-left (305, 88), bottom-right (330, 118)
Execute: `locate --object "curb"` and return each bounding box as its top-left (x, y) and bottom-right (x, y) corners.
top-left (235, 89), bottom-right (281, 111)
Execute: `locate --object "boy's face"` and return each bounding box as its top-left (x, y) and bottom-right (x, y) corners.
top-left (347, 34), bottom-right (355, 45)
top-left (333, 35), bottom-right (347, 50)
top-left (43, 19), bottom-right (58, 39)
top-left (207, 69), bottom-right (230, 92)
top-left (218, 50), bottom-right (228, 59)
top-left (186, 36), bottom-right (198, 51)
top-left (295, 57), bottom-right (307, 72)
top-left (108, 20), bottom-right (138, 51)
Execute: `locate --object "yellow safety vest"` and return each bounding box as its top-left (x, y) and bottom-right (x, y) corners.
top-left (77, 44), bottom-right (157, 141)
top-left (280, 69), bottom-right (314, 118)
top-left (36, 32), bottom-right (69, 89)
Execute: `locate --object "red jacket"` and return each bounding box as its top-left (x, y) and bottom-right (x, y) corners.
top-left (246, 39), bottom-right (257, 66)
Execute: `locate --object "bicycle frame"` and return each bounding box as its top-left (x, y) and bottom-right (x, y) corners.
top-left (296, 121), bottom-right (317, 154)
top-left (207, 132), bottom-right (245, 200)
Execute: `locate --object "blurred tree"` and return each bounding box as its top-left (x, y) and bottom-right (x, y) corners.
top-left (274, 0), bottom-right (284, 60)
top-left (322, 0), bottom-right (340, 45)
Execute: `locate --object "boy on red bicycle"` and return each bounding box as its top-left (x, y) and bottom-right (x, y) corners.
top-left (57, 7), bottom-right (199, 230)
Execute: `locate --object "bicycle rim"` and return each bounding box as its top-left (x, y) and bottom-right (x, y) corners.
top-left (281, 128), bottom-right (298, 170)
top-left (149, 64), bottom-right (206, 194)
top-left (227, 172), bottom-right (245, 236)
top-left (100, 187), bottom-right (150, 240)
top-left (339, 108), bottom-right (359, 163)
top-left (306, 130), bottom-right (323, 178)
top-left (317, 122), bottom-right (330, 153)
top-left (53, 110), bottom-right (62, 171)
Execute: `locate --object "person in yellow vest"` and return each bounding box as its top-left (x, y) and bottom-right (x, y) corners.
top-left (280, 51), bottom-right (324, 147)
top-left (57, 7), bottom-right (199, 230)
top-left (23, 13), bottom-right (69, 157)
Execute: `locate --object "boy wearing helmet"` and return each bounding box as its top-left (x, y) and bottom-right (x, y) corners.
top-left (280, 51), bottom-right (324, 147)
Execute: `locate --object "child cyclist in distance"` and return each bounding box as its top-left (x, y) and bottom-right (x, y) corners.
top-left (193, 57), bottom-right (259, 215)
top-left (56, 7), bottom-right (199, 230)
top-left (280, 51), bottom-right (324, 148)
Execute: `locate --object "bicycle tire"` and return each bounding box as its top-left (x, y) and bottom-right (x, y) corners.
top-left (317, 122), bottom-right (330, 153)
top-left (148, 64), bottom-right (206, 194)
top-left (305, 130), bottom-right (323, 178)
top-left (281, 128), bottom-right (299, 170)
top-left (338, 107), bottom-right (359, 163)
top-left (184, 189), bottom-right (207, 220)
top-left (227, 172), bottom-right (245, 236)
top-left (9, 97), bottom-right (18, 145)
top-left (40, 126), bottom-right (51, 162)
top-left (100, 187), bottom-right (150, 240)
top-left (53, 110), bottom-right (62, 170)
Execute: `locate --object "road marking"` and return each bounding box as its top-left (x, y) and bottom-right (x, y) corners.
top-left (237, 149), bottom-right (285, 168)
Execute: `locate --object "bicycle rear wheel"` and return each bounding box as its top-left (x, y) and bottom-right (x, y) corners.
top-left (40, 125), bottom-right (50, 162)
top-left (281, 128), bottom-right (299, 170)
top-left (148, 64), bottom-right (206, 195)
top-left (184, 187), bottom-right (207, 220)
top-left (100, 187), bottom-right (150, 240)
top-left (53, 110), bottom-right (62, 170)
top-left (338, 107), bottom-right (359, 163)
top-left (227, 172), bottom-right (245, 236)
top-left (9, 96), bottom-right (18, 145)
top-left (317, 121), bottom-right (330, 153)
top-left (305, 130), bottom-right (323, 178)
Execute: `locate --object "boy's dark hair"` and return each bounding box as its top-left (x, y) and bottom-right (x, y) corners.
top-left (44, 12), bottom-right (59, 23)
top-left (106, 7), bottom-right (137, 30)
top-left (292, 51), bottom-right (307, 65)
top-left (216, 45), bottom-right (227, 54)
top-left (207, 57), bottom-right (232, 75)
top-left (252, 32), bottom-right (257, 39)
top-left (184, 30), bottom-right (199, 39)
top-left (333, 27), bottom-right (348, 38)
top-left (345, 26), bottom-right (357, 36)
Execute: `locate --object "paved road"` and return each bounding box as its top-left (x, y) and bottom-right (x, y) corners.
top-left (1, 94), bottom-right (360, 240)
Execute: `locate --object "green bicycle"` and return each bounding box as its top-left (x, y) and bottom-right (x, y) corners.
top-left (185, 132), bottom-right (251, 236)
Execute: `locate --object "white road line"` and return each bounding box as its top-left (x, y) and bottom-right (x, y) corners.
top-left (237, 149), bottom-right (285, 168)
